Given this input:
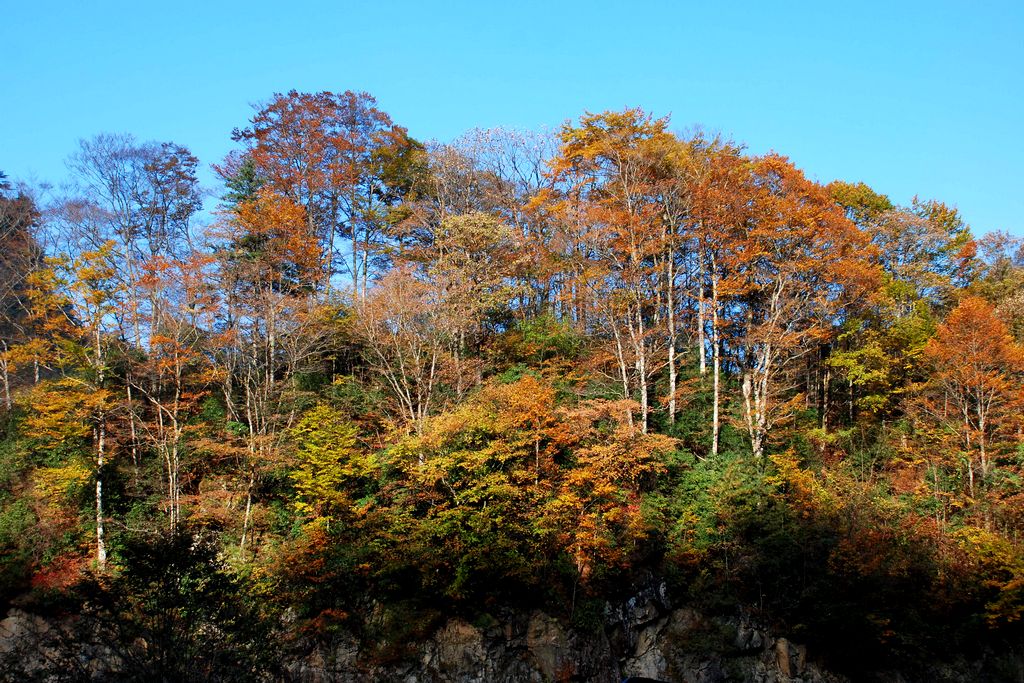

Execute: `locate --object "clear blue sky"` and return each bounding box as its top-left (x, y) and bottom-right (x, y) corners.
top-left (3, 0), bottom-right (1022, 235)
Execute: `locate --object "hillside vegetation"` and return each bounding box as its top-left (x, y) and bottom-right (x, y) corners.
top-left (1, 96), bottom-right (1023, 679)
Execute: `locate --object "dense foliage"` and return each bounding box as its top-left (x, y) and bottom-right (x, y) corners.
top-left (1, 96), bottom-right (1023, 678)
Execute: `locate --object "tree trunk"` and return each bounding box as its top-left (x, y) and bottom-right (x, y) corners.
top-left (697, 247), bottom-right (707, 377)
top-left (821, 351), bottom-right (830, 430)
top-left (743, 345), bottom-right (771, 461)
top-left (611, 321), bottom-right (633, 430)
top-left (710, 256), bottom-right (721, 458)
top-left (666, 253), bottom-right (677, 425)
top-left (126, 383), bottom-right (140, 488)
top-left (94, 327), bottom-right (107, 567)
top-left (0, 353), bottom-right (10, 411)
top-left (635, 300), bottom-right (648, 434)
top-left (95, 420), bottom-right (107, 568)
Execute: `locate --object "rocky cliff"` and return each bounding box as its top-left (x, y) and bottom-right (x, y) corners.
top-left (3, 579), bottom-right (1021, 682)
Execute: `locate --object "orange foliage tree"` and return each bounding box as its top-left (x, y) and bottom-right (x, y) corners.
top-left (211, 188), bottom-right (334, 552)
top-left (233, 90), bottom-right (420, 296)
top-left (920, 297), bottom-right (1024, 499)
top-left (543, 109), bottom-right (677, 433)
top-left (721, 154), bottom-right (875, 459)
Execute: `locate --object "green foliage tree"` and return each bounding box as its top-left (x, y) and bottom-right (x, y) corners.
top-left (287, 404), bottom-right (368, 527)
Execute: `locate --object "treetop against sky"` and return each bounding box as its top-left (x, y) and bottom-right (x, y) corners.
top-left (2, 0), bottom-right (1022, 236)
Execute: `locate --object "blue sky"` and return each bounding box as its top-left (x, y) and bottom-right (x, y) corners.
top-left (3, 0), bottom-right (1022, 235)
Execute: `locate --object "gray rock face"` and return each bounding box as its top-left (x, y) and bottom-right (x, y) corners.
top-left (0, 608), bottom-right (124, 681)
top-left (4, 594), bottom-right (1021, 682)
top-left (282, 595), bottom-right (843, 683)
top-left (285, 609), bottom-right (621, 683)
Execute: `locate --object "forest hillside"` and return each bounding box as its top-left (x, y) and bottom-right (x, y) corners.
top-left (1, 95), bottom-right (1024, 681)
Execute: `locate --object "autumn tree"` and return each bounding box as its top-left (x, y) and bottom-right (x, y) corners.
top-left (211, 188), bottom-right (334, 551)
top-left (28, 240), bottom-right (125, 567)
top-left (542, 398), bottom-right (673, 602)
top-left (544, 109), bottom-right (677, 432)
top-left (353, 267), bottom-right (454, 433)
top-left (428, 212), bottom-right (524, 391)
top-left (920, 297), bottom-right (1024, 499)
top-left (424, 128), bottom-right (557, 314)
top-left (287, 404), bottom-right (369, 529)
top-left (131, 254), bottom-right (217, 530)
top-left (68, 135), bottom-right (201, 262)
top-left (972, 231), bottom-right (1024, 341)
top-left (232, 90), bottom-right (422, 296)
top-left (865, 198), bottom-right (973, 317)
top-left (689, 140), bottom-right (750, 454)
top-left (65, 134), bottom-right (202, 499)
top-left (0, 183), bottom-right (44, 408)
top-left (722, 154), bottom-right (874, 459)
top-left (356, 209), bottom-right (522, 432)
top-left (375, 376), bottom-right (671, 602)
top-left (827, 186), bottom-right (974, 427)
